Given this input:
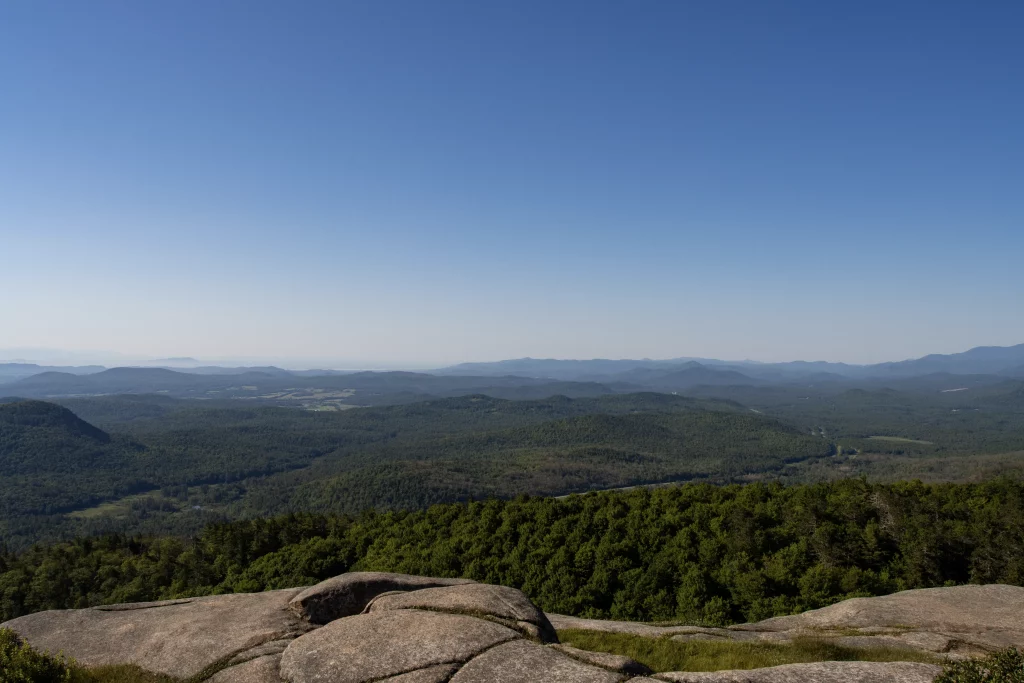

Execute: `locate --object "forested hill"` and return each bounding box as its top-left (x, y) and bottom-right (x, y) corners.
top-left (234, 408), bottom-right (830, 518)
top-left (0, 400), bottom-right (109, 443)
top-left (6, 383), bottom-right (1023, 552)
top-left (3, 480), bottom-right (1022, 626)
top-left (61, 391), bottom-right (741, 431)
top-left (0, 393), bottom-right (827, 549)
top-left (0, 401), bottom-right (148, 516)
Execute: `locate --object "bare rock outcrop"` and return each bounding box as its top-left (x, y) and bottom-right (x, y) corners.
top-left (1, 573), bottom-right (645, 682)
top-left (5, 574), bottom-right (1020, 682)
top-left (448, 639), bottom-right (625, 682)
top-left (289, 571), bottom-right (475, 624)
top-left (208, 654), bottom-right (284, 683)
top-left (280, 610), bottom-right (520, 683)
top-left (366, 582), bottom-right (558, 642)
top-left (552, 643), bottom-right (655, 675)
top-left (736, 584), bottom-right (1024, 656)
top-left (0, 589), bottom-right (310, 679)
top-left (653, 661), bottom-right (943, 682)
top-left (552, 584), bottom-right (1024, 661)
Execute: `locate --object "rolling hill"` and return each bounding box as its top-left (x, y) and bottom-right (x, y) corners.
top-left (250, 408), bottom-right (832, 517)
top-left (868, 343), bottom-right (1024, 377)
top-left (0, 401), bottom-right (145, 517)
top-left (0, 392), bottom-right (823, 548)
top-left (612, 362), bottom-right (762, 390)
top-left (0, 363), bottom-right (104, 384)
top-left (435, 343), bottom-right (1024, 383)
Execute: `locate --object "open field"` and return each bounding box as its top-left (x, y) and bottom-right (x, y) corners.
top-left (66, 485), bottom-right (229, 521)
top-left (67, 491), bottom-right (182, 520)
top-left (868, 436), bottom-right (935, 445)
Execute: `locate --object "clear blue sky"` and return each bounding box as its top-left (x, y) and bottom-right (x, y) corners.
top-left (1, 1), bottom-right (1022, 367)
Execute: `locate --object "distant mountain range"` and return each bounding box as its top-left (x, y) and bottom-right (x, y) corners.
top-left (436, 344), bottom-right (1024, 383)
top-left (0, 363), bottom-right (347, 385)
top-left (0, 363), bottom-right (105, 384)
top-left (1, 343), bottom-right (1022, 403)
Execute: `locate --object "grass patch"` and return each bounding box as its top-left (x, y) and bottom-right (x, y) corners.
top-left (867, 436), bottom-right (934, 445)
top-left (67, 492), bottom-right (180, 520)
top-left (557, 629), bottom-right (941, 673)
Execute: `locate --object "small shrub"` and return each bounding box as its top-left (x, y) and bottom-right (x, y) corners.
top-left (937, 649), bottom-right (1024, 683)
top-left (0, 627), bottom-right (80, 683)
top-left (0, 630), bottom-right (173, 683)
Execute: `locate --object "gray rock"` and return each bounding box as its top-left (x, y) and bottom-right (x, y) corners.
top-left (209, 654), bottom-right (283, 683)
top-left (449, 639), bottom-right (625, 683)
top-left (289, 571), bottom-right (475, 624)
top-left (746, 584), bottom-right (1024, 634)
top-left (654, 662), bottom-right (943, 682)
top-left (548, 613), bottom-right (698, 638)
top-left (515, 620), bottom-right (549, 640)
top-left (279, 609), bottom-right (519, 683)
top-left (551, 643), bottom-right (652, 675)
top-left (551, 584), bottom-right (1024, 661)
top-left (834, 632), bottom-right (954, 654)
top-left (367, 583), bottom-right (557, 642)
top-left (378, 664), bottom-right (462, 682)
top-left (225, 638), bottom-right (293, 666)
top-left (940, 629), bottom-right (1024, 653)
top-left (0, 589), bottom-right (308, 679)
top-left (5, 576), bottom-right (1017, 683)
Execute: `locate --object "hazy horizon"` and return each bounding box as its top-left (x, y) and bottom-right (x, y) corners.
top-left (3, 2), bottom-right (1022, 366)
top-left (2, 339), bottom-right (1022, 372)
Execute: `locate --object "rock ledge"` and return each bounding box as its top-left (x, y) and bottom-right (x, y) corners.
top-left (5, 575), bottom-right (1019, 682)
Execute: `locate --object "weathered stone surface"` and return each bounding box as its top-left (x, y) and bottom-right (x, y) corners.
top-left (449, 639), bottom-right (625, 683)
top-left (553, 584), bottom-right (1024, 662)
top-left (0, 589), bottom-right (307, 679)
top-left (6, 575), bottom-right (1021, 683)
top-left (834, 632), bottom-right (954, 654)
top-left (551, 643), bottom-right (653, 675)
top-left (367, 583), bottom-right (558, 642)
top-left (209, 654), bottom-right (283, 683)
top-left (289, 571), bottom-right (475, 624)
top-left (516, 620), bottom-right (548, 640)
top-left (379, 664), bottom-right (462, 682)
top-left (746, 584), bottom-right (1024, 634)
top-left (225, 638), bottom-right (292, 666)
top-left (279, 609), bottom-right (519, 683)
top-left (654, 662), bottom-right (943, 682)
top-left (548, 613), bottom-right (700, 637)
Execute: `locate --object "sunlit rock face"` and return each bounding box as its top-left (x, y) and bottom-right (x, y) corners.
top-left (6, 574), bottom-right (1023, 682)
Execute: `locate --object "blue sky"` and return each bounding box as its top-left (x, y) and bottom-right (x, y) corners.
top-left (1, 1), bottom-right (1022, 367)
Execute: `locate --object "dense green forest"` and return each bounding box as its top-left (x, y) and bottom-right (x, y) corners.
top-left (0, 394), bottom-right (834, 548)
top-left (690, 382), bottom-right (1024, 454)
top-left (3, 479), bottom-right (1022, 626)
top-left (4, 380), bottom-right (1024, 549)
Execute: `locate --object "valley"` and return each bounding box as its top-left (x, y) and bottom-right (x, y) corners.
top-left (3, 346), bottom-right (1024, 551)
